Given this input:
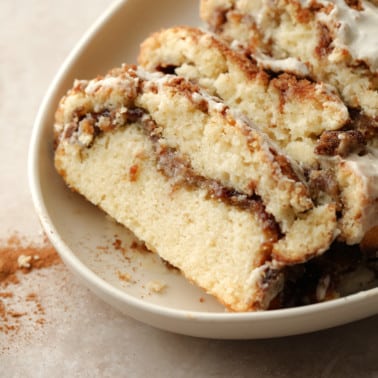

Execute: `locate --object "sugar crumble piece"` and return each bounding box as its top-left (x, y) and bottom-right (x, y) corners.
top-left (146, 280), bottom-right (167, 294)
top-left (17, 255), bottom-right (32, 269)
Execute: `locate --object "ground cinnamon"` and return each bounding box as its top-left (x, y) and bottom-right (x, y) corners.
top-left (0, 233), bottom-right (62, 336)
top-left (0, 234), bottom-right (61, 288)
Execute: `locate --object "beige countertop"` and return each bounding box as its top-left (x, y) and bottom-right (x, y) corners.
top-left (0, 0), bottom-right (377, 376)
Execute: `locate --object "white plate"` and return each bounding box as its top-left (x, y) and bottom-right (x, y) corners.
top-left (28, 0), bottom-right (378, 339)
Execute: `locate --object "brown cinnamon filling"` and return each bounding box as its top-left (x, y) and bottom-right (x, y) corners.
top-left (315, 23), bottom-right (334, 58)
top-left (344, 0), bottom-right (364, 10)
top-left (349, 108), bottom-right (378, 140)
top-left (315, 109), bottom-right (378, 157)
top-left (56, 107), bottom-right (145, 149)
top-left (308, 168), bottom-right (341, 209)
top-left (315, 129), bottom-right (366, 157)
top-left (207, 6), bottom-right (231, 33)
top-left (60, 106), bottom-right (281, 243)
top-left (154, 143), bottom-right (281, 242)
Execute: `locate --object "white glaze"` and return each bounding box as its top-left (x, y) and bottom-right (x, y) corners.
top-left (301, 0), bottom-right (378, 72)
top-left (84, 75), bottom-right (133, 95)
top-left (345, 148), bottom-right (378, 234)
top-left (254, 54), bottom-right (310, 77)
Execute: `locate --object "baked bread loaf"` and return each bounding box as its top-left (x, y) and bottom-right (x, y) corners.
top-left (54, 65), bottom-right (338, 311)
top-left (138, 26), bottom-right (378, 246)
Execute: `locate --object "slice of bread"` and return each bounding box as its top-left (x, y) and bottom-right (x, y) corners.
top-left (54, 65), bottom-right (337, 311)
top-left (200, 0), bottom-right (378, 118)
top-left (139, 26), bottom-right (349, 165)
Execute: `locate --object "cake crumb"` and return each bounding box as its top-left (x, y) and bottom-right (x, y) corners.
top-left (146, 280), bottom-right (167, 294)
top-left (117, 270), bottom-right (134, 283)
top-left (130, 240), bottom-right (150, 254)
top-left (17, 254), bottom-right (32, 269)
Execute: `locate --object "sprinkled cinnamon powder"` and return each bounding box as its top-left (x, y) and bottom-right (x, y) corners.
top-left (130, 240), bottom-right (150, 253)
top-left (0, 233), bottom-right (62, 336)
top-left (0, 234), bottom-right (61, 288)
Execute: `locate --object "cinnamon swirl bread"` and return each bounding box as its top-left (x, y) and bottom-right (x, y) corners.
top-left (138, 25), bottom-right (378, 247)
top-left (54, 65), bottom-right (337, 311)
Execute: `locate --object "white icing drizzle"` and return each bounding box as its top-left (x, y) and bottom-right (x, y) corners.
top-left (253, 54), bottom-right (310, 77)
top-left (248, 0), bottom-right (378, 72)
top-left (302, 0), bottom-right (378, 72)
top-left (136, 66), bottom-right (165, 82)
top-left (84, 76), bottom-right (135, 95)
top-left (345, 148), bottom-right (378, 233)
top-left (229, 38), bottom-right (310, 77)
top-left (347, 148), bottom-right (378, 201)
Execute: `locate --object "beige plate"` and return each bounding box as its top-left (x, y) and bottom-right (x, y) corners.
top-left (29, 0), bottom-right (378, 339)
